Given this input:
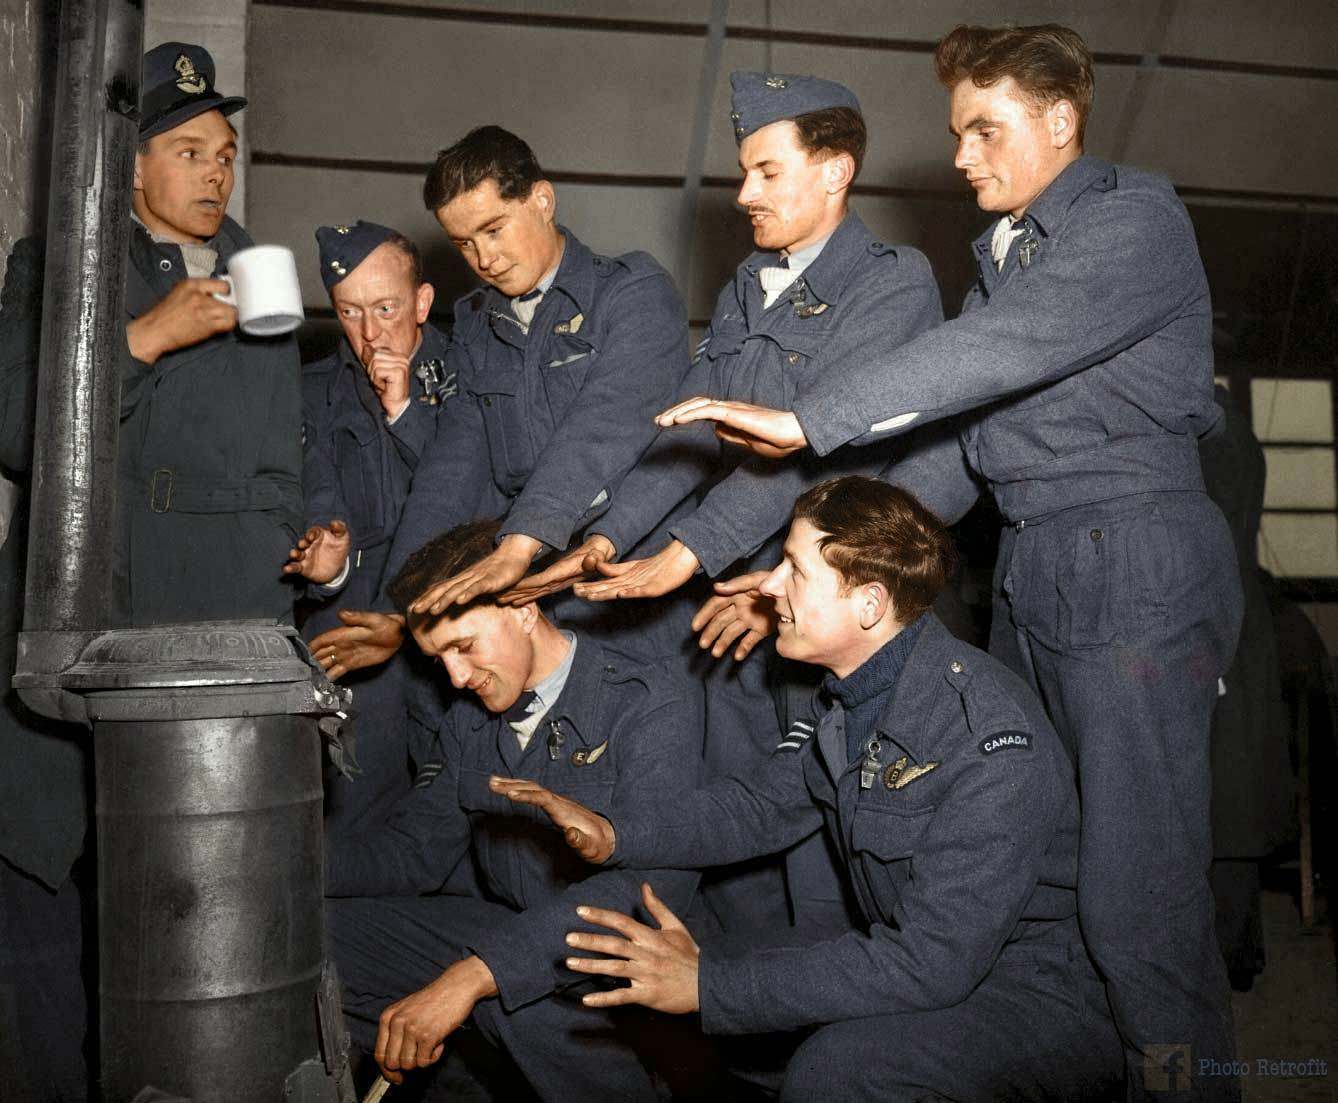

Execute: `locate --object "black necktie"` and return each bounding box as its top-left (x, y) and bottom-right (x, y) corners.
top-left (512, 286), bottom-right (545, 327)
top-left (503, 690), bottom-right (538, 724)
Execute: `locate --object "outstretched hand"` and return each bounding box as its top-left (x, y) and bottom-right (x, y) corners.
top-left (692, 569), bottom-right (777, 661)
top-left (410, 534), bottom-right (542, 615)
top-left (654, 396), bottom-right (808, 459)
top-left (499, 535), bottom-right (617, 606)
top-left (572, 540), bottom-right (699, 603)
top-left (283, 520), bottom-right (351, 584)
top-left (309, 609), bottom-right (405, 680)
top-left (565, 883), bottom-right (701, 1014)
top-left (489, 776), bottom-right (617, 863)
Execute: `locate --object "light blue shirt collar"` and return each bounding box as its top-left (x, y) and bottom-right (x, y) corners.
top-left (781, 229), bottom-right (836, 276)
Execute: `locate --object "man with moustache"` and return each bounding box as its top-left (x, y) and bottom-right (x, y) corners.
top-left (287, 221), bottom-right (456, 828)
top-left (119, 42), bottom-right (302, 625)
top-left (508, 72), bottom-right (952, 945)
top-left (652, 25), bottom-right (1243, 1100)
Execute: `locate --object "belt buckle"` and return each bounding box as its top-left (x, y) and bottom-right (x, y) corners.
top-left (149, 468), bottom-right (174, 513)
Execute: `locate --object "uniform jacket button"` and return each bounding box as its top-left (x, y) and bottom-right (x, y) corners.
top-left (787, 352), bottom-right (801, 365)
top-left (950, 660), bottom-right (964, 674)
top-left (158, 258), bottom-right (172, 271)
top-left (482, 396), bottom-right (492, 407)
top-left (1090, 528), bottom-right (1104, 542)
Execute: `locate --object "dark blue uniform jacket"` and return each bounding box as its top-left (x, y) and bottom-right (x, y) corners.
top-left (326, 634), bottom-right (701, 1012)
top-left (116, 217), bottom-right (302, 624)
top-left (301, 323), bottom-right (447, 628)
top-left (381, 229), bottom-right (691, 591)
top-left (611, 615), bottom-right (1083, 1034)
top-left (789, 156), bottom-right (1218, 524)
top-left (592, 212), bottom-right (952, 578)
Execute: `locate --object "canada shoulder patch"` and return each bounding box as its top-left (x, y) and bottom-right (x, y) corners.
top-left (979, 732), bottom-right (1032, 755)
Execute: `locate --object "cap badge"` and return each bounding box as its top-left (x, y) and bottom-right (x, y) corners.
top-left (174, 54), bottom-right (207, 95)
top-left (765, 76), bottom-right (788, 89)
top-left (335, 225), bottom-right (351, 235)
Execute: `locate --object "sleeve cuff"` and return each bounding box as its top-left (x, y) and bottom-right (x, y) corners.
top-left (668, 515), bottom-right (747, 579)
top-left (792, 393), bottom-right (851, 459)
top-left (316, 555), bottom-right (351, 594)
top-left (498, 495), bottom-right (581, 553)
top-left (468, 923), bottom-right (558, 1012)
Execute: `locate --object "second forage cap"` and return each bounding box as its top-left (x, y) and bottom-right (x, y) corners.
top-left (315, 220), bottom-right (400, 291)
top-left (728, 70), bottom-right (862, 144)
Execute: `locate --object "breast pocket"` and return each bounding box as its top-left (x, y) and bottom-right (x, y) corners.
top-left (469, 373), bottom-right (530, 493)
top-left (699, 319), bottom-right (746, 366)
top-left (738, 326), bottom-right (829, 408)
top-left (540, 336), bottom-right (596, 411)
top-left (849, 805), bottom-right (933, 926)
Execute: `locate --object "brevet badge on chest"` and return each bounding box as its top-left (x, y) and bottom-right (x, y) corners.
top-left (571, 740), bottom-right (609, 767)
top-left (788, 278), bottom-right (828, 319)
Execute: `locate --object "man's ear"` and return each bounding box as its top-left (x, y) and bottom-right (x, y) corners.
top-left (824, 152), bottom-right (855, 196)
top-left (133, 151), bottom-right (145, 192)
top-left (1050, 99), bottom-right (1079, 152)
top-left (415, 281), bottom-right (435, 326)
top-left (515, 600), bottom-right (540, 635)
top-left (530, 180), bottom-right (557, 224)
top-left (857, 580), bottom-right (891, 630)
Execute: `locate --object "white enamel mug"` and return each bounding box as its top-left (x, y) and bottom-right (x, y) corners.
top-left (215, 244), bottom-right (305, 337)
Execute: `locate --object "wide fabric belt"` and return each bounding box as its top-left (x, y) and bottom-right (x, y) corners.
top-left (137, 469), bottom-right (300, 515)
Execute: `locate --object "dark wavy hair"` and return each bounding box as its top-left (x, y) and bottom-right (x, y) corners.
top-left (934, 24), bottom-right (1095, 143)
top-left (386, 518), bottom-right (502, 616)
top-left (792, 477), bottom-right (956, 623)
top-left (423, 125), bottom-right (543, 211)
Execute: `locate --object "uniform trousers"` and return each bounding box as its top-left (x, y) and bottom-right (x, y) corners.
top-left (328, 893), bottom-right (718, 1102)
top-left (990, 491), bottom-right (1243, 1102)
top-left (779, 937), bottom-right (1123, 1102)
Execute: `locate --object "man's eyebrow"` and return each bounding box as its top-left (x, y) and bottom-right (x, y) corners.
top-left (463, 214), bottom-right (505, 237)
top-left (739, 157), bottom-right (783, 172)
top-left (949, 115), bottom-right (996, 137)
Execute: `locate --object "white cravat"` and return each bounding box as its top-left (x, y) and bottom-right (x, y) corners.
top-left (759, 262), bottom-right (801, 309)
top-left (990, 215), bottom-right (1024, 271)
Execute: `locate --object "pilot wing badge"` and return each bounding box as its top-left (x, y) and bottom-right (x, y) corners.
top-left (892, 761), bottom-right (939, 790)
